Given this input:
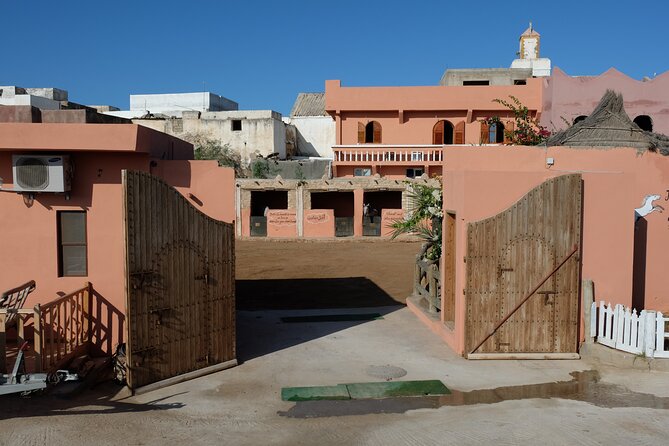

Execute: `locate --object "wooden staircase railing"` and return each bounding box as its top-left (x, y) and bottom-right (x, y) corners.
top-left (414, 257), bottom-right (441, 313)
top-left (1, 282), bottom-right (93, 373)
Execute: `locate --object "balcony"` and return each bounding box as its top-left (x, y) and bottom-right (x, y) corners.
top-left (333, 145), bottom-right (444, 165)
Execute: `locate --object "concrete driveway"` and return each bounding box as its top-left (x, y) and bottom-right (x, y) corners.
top-left (2, 306), bottom-right (669, 445)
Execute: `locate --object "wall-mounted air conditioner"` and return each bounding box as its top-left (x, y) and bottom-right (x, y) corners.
top-left (11, 155), bottom-right (73, 193)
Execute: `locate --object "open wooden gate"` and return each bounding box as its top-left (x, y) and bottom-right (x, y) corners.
top-left (465, 174), bottom-right (582, 357)
top-left (123, 170), bottom-right (235, 390)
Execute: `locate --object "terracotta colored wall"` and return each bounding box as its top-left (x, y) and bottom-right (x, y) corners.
top-left (303, 209), bottom-right (335, 237)
top-left (0, 151), bottom-right (235, 352)
top-left (433, 146), bottom-right (669, 355)
top-left (542, 68), bottom-right (669, 134)
top-left (241, 208), bottom-right (251, 237)
top-left (153, 160), bottom-right (235, 224)
top-left (381, 209), bottom-right (404, 237)
top-left (0, 152), bottom-right (146, 333)
top-left (0, 123), bottom-right (192, 160)
top-left (266, 210), bottom-right (297, 238)
top-left (325, 79), bottom-right (543, 146)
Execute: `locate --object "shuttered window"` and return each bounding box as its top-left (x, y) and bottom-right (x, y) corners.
top-left (454, 121), bottom-right (465, 144)
top-left (433, 120), bottom-right (455, 144)
top-left (57, 211), bottom-right (87, 277)
top-left (362, 121), bottom-right (382, 143)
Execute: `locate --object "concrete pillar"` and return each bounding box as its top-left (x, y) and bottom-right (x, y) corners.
top-left (296, 184), bottom-right (304, 237)
top-left (235, 185), bottom-right (242, 237)
top-left (354, 188), bottom-right (364, 237)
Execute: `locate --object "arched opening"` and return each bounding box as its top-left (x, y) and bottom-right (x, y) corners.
top-left (573, 115), bottom-right (587, 125)
top-left (489, 122), bottom-right (505, 143)
top-left (364, 121), bottom-right (382, 143)
top-left (633, 115), bottom-right (653, 132)
top-left (433, 120), bottom-right (454, 144)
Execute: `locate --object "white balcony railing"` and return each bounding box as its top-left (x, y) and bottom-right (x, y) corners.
top-left (333, 145), bottom-right (444, 164)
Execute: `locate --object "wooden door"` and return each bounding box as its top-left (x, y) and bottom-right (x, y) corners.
top-left (123, 170), bottom-right (235, 390)
top-left (465, 174), bottom-right (582, 356)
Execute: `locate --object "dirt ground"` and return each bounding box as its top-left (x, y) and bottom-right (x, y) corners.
top-left (3, 239), bottom-right (669, 444)
top-left (236, 239), bottom-right (422, 310)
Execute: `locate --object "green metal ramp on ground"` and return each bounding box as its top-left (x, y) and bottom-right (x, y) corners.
top-left (281, 380), bottom-right (450, 402)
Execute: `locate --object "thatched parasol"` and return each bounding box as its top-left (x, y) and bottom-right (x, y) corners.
top-left (546, 90), bottom-right (669, 154)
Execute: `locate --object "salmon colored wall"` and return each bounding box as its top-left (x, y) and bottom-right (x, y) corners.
top-left (325, 79), bottom-right (543, 147)
top-left (381, 209), bottom-right (404, 237)
top-left (0, 151), bottom-right (235, 352)
top-left (0, 152), bottom-right (146, 331)
top-left (267, 210), bottom-right (297, 238)
top-left (353, 189), bottom-right (364, 237)
top-left (153, 160), bottom-right (235, 224)
top-left (0, 123), bottom-right (193, 160)
top-left (542, 68), bottom-right (669, 135)
top-left (303, 209), bottom-right (335, 237)
top-left (430, 146), bottom-right (669, 355)
top-left (333, 165), bottom-right (441, 179)
top-left (338, 112), bottom-right (517, 146)
top-left (241, 208), bottom-right (251, 237)
top-left (325, 79), bottom-right (543, 114)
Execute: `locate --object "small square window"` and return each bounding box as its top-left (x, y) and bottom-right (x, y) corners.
top-left (514, 79), bottom-right (527, 85)
top-left (231, 120), bottom-right (242, 131)
top-left (406, 168), bottom-right (424, 178)
top-left (354, 168), bottom-right (372, 177)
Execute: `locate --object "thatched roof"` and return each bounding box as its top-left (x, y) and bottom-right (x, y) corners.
top-left (546, 90), bottom-right (669, 154)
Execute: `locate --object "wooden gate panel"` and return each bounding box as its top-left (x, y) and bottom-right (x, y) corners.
top-left (123, 171), bottom-right (235, 390)
top-left (465, 175), bottom-right (582, 355)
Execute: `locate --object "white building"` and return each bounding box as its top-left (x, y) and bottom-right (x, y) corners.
top-left (284, 92), bottom-right (335, 158)
top-left (105, 92), bottom-right (287, 161)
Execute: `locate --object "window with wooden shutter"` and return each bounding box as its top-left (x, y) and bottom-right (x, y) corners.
top-left (433, 121), bottom-right (444, 144)
top-left (433, 120), bottom-right (454, 144)
top-left (364, 121), bottom-right (381, 144)
top-left (480, 122), bottom-right (489, 144)
top-left (503, 121), bottom-right (515, 144)
top-left (358, 122), bottom-right (365, 144)
top-left (454, 121), bottom-right (465, 144)
top-left (372, 121), bottom-right (382, 143)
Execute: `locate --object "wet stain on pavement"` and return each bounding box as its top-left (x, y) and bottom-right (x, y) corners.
top-left (278, 370), bottom-right (669, 418)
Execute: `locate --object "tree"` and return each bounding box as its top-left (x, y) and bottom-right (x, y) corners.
top-left (184, 133), bottom-right (247, 177)
top-left (390, 181), bottom-right (443, 261)
top-left (482, 95), bottom-right (550, 145)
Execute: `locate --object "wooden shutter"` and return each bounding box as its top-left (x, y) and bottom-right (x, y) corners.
top-left (503, 121), bottom-right (515, 144)
top-left (454, 121), bottom-right (465, 144)
top-left (373, 121), bottom-right (382, 143)
top-left (480, 122), bottom-right (489, 144)
top-left (433, 121), bottom-right (444, 144)
top-left (358, 122), bottom-right (365, 144)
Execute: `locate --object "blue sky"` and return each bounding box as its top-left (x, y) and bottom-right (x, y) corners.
top-left (3, 1), bottom-right (668, 115)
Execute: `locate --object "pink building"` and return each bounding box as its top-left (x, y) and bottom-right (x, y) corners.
top-left (0, 106), bottom-right (235, 357)
top-left (325, 78), bottom-right (543, 178)
top-left (542, 67), bottom-right (669, 134)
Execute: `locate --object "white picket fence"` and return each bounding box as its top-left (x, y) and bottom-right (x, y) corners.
top-left (591, 301), bottom-right (669, 358)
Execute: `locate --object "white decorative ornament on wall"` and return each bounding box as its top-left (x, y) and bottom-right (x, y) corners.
top-left (634, 194), bottom-right (664, 220)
